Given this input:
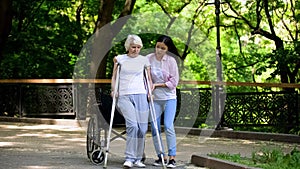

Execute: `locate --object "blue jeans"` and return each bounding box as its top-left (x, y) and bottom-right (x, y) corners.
top-left (117, 94), bottom-right (149, 162)
top-left (151, 99), bottom-right (177, 157)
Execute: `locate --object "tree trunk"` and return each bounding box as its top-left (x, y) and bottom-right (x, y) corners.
top-left (273, 38), bottom-right (290, 84)
top-left (91, 0), bottom-right (136, 79)
top-left (0, 0), bottom-right (13, 61)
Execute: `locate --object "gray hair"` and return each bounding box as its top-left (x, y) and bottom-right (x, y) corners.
top-left (124, 34), bottom-right (143, 51)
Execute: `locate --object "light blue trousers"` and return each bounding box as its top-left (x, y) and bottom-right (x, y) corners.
top-left (151, 99), bottom-right (177, 157)
top-left (117, 94), bottom-right (149, 162)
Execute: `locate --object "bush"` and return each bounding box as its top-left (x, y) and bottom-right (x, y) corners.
top-left (209, 147), bottom-right (300, 169)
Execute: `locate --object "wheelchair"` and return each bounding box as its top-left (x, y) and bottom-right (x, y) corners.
top-left (86, 87), bottom-right (146, 165)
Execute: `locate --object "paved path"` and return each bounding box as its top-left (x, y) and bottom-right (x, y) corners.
top-left (0, 119), bottom-right (299, 169)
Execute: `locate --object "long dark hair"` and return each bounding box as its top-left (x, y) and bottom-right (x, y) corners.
top-left (156, 35), bottom-right (181, 59)
top-left (156, 35), bottom-right (182, 73)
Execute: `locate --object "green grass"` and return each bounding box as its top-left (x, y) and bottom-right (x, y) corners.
top-left (209, 147), bottom-right (300, 169)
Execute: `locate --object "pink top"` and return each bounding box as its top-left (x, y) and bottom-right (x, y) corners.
top-left (147, 53), bottom-right (179, 100)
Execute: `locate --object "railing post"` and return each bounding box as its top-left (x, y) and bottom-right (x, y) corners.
top-left (75, 83), bottom-right (88, 120)
top-left (214, 0), bottom-right (225, 129)
top-left (18, 84), bottom-right (22, 118)
top-left (73, 84), bottom-right (77, 119)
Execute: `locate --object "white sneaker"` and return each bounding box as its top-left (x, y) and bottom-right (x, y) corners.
top-left (123, 161), bottom-right (133, 168)
top-left (134, 160), bottom-right (146, 168)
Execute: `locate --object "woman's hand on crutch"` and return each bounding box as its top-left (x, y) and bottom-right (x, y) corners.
top-left (145, 67), bottom-right (154, 100)
top-left (110, 57), bottom-right (119, 98)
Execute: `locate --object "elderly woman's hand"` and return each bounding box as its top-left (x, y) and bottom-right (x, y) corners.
top-left (110, 91), bottom-right (118, 98)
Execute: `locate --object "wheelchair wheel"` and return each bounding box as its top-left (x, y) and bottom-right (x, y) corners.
top-left (91, 149), bottom-right (105, 165)
top-left (86, 115), bottom-right (99, 159)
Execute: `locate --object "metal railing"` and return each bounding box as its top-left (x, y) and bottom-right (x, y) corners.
top-left (0, 79), bottom-right (299, 133)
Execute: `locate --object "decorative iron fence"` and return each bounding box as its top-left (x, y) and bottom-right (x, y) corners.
top-left (223, 91), bottom-right (298, 133)
top-left (0, 84), bottom-right (74, 117)
top-left (175, 88), bottom-right (213, 128)
top-left (0, 83), bottom-right (298, 133)
top-left (22, 84), bottom-right (74, 116)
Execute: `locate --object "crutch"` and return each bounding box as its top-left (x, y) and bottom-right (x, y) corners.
top-left (103, 64), bottom-right (120, 168)
top-left (144, 68), bottom-right (167, 169)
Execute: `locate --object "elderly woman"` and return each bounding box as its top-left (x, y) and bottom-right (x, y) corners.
top-left (111, 34), bottom-right (152, 168)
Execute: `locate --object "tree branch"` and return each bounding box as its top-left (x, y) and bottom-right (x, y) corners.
top-left (263, 0), bottom-right (276, 36)
top-left (233, 20), bottom-right (244, 57)
top-left (76, 1), bottom-right (84, 25)
top-left (119, 0), bottom-right (136, 18)
top-left (255, 0), bottom-right (263, 29)
top-left (223, 0), bottom-right (256, 29)
top-left (23, 0), bottom-right (46, 31)
top-left (229, 60), bottom-right (260, 71)
top-left (155, 0), bottom-right (172, 19)
top-left (182, 1), bottom-right (205, 60)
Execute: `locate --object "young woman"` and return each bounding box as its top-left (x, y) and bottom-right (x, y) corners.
top-left (146, 35), bottom-right (180, 168)
top-left (111, 34), bottom-right (152, 168)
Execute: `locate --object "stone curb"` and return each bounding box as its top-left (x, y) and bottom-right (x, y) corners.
top-left (0, 116), bottom-right (87, 128)
top-left (175, 126), bottom-right (300, 143)
top-left (191, 155), bottom-right (261, 169)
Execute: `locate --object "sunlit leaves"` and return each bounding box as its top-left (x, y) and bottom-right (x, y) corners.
top-left (2, 0), bottom-right (299, 87)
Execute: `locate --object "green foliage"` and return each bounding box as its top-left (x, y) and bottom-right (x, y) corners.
top-left (233, 126), bottom-right (285, 134)
top-left (1, 0), bottom-right (97, 78)
top-left (266, 43), bottom-right (300, 83)
top-left (289, 126), bottom-right (300, 136)
top-left (252, 147), bottom-right (300, 169)
top-left (181, 52), bottom-right (210, 81)
top-left (1, 0), bottom-right (299, 90)
top-left (209, 147), bottom-right (300, 169)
